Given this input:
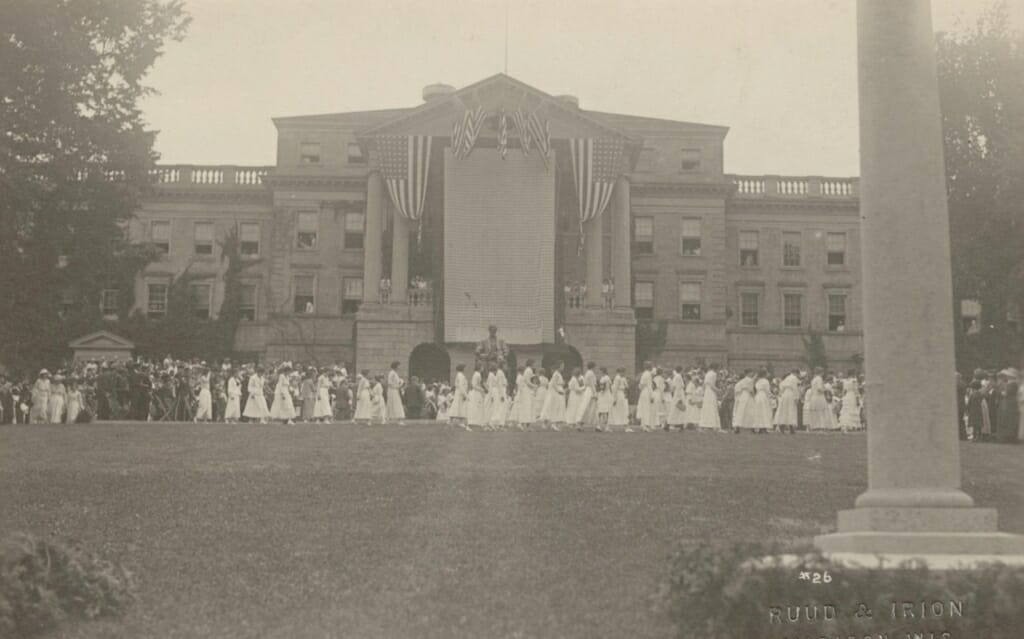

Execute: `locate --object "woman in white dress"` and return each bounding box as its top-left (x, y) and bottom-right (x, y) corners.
top-left (596, 367), bottom-right (613, 430)
top-left (243, 368), bottom-right (269, 423)
top-left (466, 364), bottom-right (486, 428)
top-left (450, 364), bottom-right (468, 426)
top-left (225, 372), bottom-right (242, 422)
top-left (269, 367), bottom-right (297, 424)
top-left (608, 368), bottom-right (630, 429)
top-left (65, 381), bottom-right (83, 424)
top-left (752, 371), bottom-right (774, 432)
top-left (566, 368), bottom-right (583, 428)
top-left (805, 369), bottom-right (834, 431)
top-left (541, 362), bottom-right (566, 429)
top-left (698, 366), bottom-right (722, 431)
top-left (48, 375), bottom-right (67, 424)
top-left (636, 363), bottom-right (655, 431)
top-left (684, 373), bottom-right (701, 427)
top-left (30, 370), bottom-right (51, 424)
top-left (517, 361), bottom-right (536, 428)
top-left (732, 370), bottom-right (757, 431)
top-left (534, 371), bottom-right (549, 424)
top-left (838, 371), bottom-right (863, 431)
top-left (313, 372), bottom-right (333, 422)
top-left (652, 369), bottom-right (667, 430)
top-left (371, 376), bottom-right (387, 423)
top-left (489, 365), bottom-right (509, 428)
top-left (353, 371), bottom-right (372, 422)
top-left (386, 362), bottom-right (405, 424)
top-left (193, 370), bottom-right (212, 423)
top-left (577, 363), bottom-right (598, 427)
top-left (773, 370), bottom-right (800, 433)
top-left (668, 367), bottom-right (687, 429)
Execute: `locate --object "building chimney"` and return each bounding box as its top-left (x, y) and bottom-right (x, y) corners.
top-left (555, 94), bottom-right (580, 109)
top-left (422, 83), bottom-right (456, 102)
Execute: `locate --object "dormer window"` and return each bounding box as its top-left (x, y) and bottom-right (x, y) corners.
top-left (300, 142), bottom-right (321, 164)
top-left (680, 148), bottom-right (701, 172)
top-left (347, 143), bottom-right (366, 164)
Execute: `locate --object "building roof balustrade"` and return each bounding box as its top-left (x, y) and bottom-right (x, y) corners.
top-left (727, 174), bottom-right (859, 199)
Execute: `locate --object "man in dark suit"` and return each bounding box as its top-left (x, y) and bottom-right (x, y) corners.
top-left (403, 376), bottom-right (425, 419)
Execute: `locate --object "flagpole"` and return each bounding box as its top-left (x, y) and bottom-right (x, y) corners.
top-left (504, 0), bottom-right (509, 74)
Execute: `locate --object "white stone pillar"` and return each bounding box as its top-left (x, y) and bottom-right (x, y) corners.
top-left (612, 177), bottom-right (631, 308)
top-left (390, 209), bottom-right (409, 303)
top-left (814, 0), bottom-right (1024, 558)
top-left (362, 171), bottom-right (383, 302)
top-left (584, 218), bottom-right (603, 307)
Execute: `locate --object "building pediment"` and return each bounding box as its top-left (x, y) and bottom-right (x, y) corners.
top-left (68, 330), bottom-right (135, 350)
top-left (356, 74), bottom-right (640, 146)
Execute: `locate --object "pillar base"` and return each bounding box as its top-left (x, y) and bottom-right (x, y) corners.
top-left (815, 506), bottom-right (1024, 558)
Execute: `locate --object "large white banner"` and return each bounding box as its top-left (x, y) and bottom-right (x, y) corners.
top-left (444, 147), bottom-right (555, 344)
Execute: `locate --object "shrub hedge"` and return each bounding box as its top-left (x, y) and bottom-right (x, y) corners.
top-left (0, 533), bottom-right (137, 637)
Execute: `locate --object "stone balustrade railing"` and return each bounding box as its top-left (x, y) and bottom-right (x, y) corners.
top-left (149, 165), bottom-right (273, 187)
top-left (408, 286), bottom-right (433, 307)
top-left (728, 175), bottom-right (858, 199)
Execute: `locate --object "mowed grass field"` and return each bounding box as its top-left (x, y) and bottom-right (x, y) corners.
top-left (2, 423), bottom-right (1022, 639)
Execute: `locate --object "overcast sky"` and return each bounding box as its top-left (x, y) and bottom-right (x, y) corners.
top-left (140, 0), bottom-right (1019, 176)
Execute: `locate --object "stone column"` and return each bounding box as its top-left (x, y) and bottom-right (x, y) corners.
top-left (362, 171), bottom-right (384, 302)
top-left (584, 217), bottom-right (603, 307)
top-left (611, 177), bottom-right (631, 308)
top-left (814, 0), bottom-right (1024, 559)
top-left (390, 209), bottom-right (409, 303)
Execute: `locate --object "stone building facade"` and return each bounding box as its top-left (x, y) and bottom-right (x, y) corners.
top-left (126, 74), bottom-right (863, 378)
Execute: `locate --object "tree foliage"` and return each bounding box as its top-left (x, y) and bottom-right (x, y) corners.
top-left (0, 0), bottom-right (190, 371)
top-left (936, 2), bottom-right (1024, 369)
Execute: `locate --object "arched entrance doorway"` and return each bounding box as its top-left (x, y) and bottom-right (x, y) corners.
top-left (409, 343), bottom-right (451, 383)
top-left (540, 343), bottom-right (582, 375)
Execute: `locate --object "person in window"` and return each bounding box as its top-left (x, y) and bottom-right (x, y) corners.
top-left (836, 320), bottom-right (846, 332)
top-left (304, 300), bottom-right (315, 315)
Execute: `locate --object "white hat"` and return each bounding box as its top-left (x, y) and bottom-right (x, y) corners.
top-left (40, 369), bottom-right (50, 376)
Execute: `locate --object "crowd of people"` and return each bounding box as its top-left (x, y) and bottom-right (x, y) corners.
top-left (2, 354), bottom-right (1019, 444)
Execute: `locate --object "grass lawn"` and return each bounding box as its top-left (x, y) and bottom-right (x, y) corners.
top-left (2, 423), bottom-right (1022, 639)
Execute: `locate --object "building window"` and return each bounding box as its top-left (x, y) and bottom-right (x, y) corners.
top-left (634, 217), bottom-right (654, 255)
top-left (151, 220), bottom-right (170, 254)
top-left (739, 292), bottom-right (759, 327)
top-left (782, 232), bottom-right (802, 267)
top-left (190, 283), bottom-right (212, 319)
top-left (300, 142), bottom-right (321, 164)
top-left (59, 289), bottom-right (76, 316)
top-left (294, 274), bottom-right (315, 314)
top-left (344, 211), bottom-right (365, 249)
top-left (826, 232), bottom-right (847, 266)
top-left (239, 284), bottom-right (257, 321)
top-left (240, 222), bottom-right (260, 256)
top-left (296, 211), bottom-right (318, 249)
top-left (342, 277), bottom-right (363, 315)
top-left (680, 148), bottom-right (702, 171)
top-left (147, 283), bottom-right (168, 319)
top-left (680, 218), bottom-right (701, 256)
top-left (634, 281), bottom-right (654, 320)
top-left (828, 294), bottom-right (847, 331)
top-left (960, 298), bottom-right (981, 334)
top-left (783, 293), bottom-right (803, 328)
top-left (194, 222), bottom-right (214, 256)
top-left (100, 288), bottom-right (119, 319)
top-left (347, 142), bottom-right (366, 164)
top-left (679, 282), bottom-right (702, 320)
top-left (739, 231), bottom-right (759, 267)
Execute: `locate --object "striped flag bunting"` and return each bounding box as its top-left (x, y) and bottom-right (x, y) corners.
top-left (377, 135), bottom-right (433, 245)
top-left (570, 137), bottom-right (624, 253)
top-left (497, 112), bottom-right (509, 160)
top-left (452, 106), bottom-right (486, 160)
